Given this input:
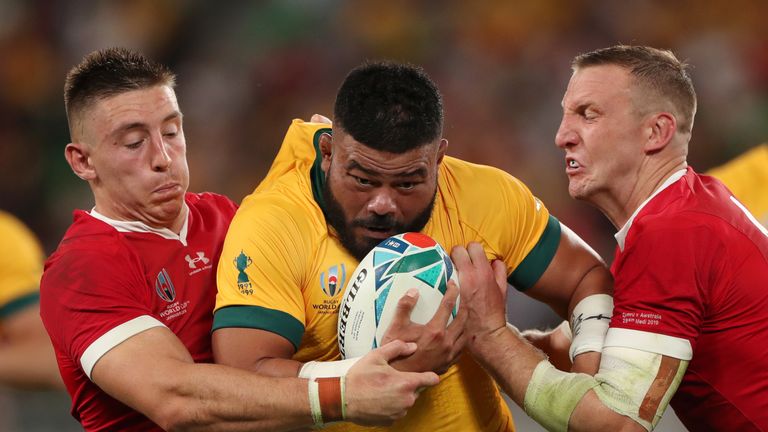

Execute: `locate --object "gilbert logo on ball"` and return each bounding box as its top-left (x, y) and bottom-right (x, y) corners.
top-left (337, 232), bottom-right (459, 358)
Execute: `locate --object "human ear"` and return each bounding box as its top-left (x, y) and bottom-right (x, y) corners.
top-left (645, 112), bottom-right (676, 154)
top-left (319, 132), bottom-right (333, 173)
top-left (64, 143), bottom-right (96, 181)
top-left (436, 138), bottom-right (448, 164)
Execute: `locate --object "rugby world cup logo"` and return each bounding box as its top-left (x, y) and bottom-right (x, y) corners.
top-left (320, 264), bottom-right (346, 298)
top-left (155, 268), bottom-right (176, 302)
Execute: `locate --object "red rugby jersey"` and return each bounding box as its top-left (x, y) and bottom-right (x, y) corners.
top-left (609, 168), bottom-right (768, 431)
top-left (41, 192), bottom-right (236, 431)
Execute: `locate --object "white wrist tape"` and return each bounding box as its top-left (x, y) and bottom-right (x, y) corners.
top-left (299, 357), bottom-right (360, 379)
top-left (524, 360), bottom-right (597, 432)
top-left (308, 378), bottom-right (323, 427)
top-left (569, 294), bottom-right (613, 361)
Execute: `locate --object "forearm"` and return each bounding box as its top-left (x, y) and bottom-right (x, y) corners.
top-left (474, 330), bottom-right (678, 432)
top-left (522, 325), bottom-right (572, 373)
top-left (136, 362), bottom-right (312, 432)
top-left (95, 327), bottom-right (315, 432)
top-left (472, 325), bottom-right (546, 404)
top-left (471, 326), bottom-right (624, 431)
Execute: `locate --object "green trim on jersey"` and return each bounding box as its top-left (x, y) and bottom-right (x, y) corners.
top-left (310, 127), bottom-right (332, 214)
top-left (508, 215), bottom-right (561, 291)
top-left (0, 290), bottom-right (39, 319)
top-left (212, 305), bottom-right (305, 350)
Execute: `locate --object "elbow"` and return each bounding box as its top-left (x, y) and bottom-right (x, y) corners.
top-left (150, 397), bottom-right (203, 432)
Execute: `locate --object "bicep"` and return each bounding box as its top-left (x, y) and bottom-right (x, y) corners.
top-left (91, 326), bottom-right (194, 416)
top-left (213, 327), bottom-right (300, 377)
top-left (524, 223), bottom-right (612, 318)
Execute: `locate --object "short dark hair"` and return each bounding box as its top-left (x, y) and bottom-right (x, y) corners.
top-left (333, 61), bottom-right (443, 153)
top-left (64, 47), bottom-right (176, 138)
top-left (572, 45), bottom-right (697, 133)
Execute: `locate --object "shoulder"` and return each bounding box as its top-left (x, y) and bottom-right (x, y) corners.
top-left (439, 156), bottom-right (545, 225)
top-left (228, 186), bottom-right (324, 246)
top-left (44, 213), bottom-right (138, 283)
top-left (628, 179), bottom-right (734, 252)
top-left (441, 157), bottom-right (538, 204)
top-left (441, 156), bottom-right (523, 186)
top-left (0, 211), bottom-right (44, 273)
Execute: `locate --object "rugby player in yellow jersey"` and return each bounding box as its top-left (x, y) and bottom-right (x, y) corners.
top-left (213, 61), bottom-right (613, 431)
top-left (0, 211), bottom-right (62, 389)
top-left (707, 144), bottom-right (768, 226)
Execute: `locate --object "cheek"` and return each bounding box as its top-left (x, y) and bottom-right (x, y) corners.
top-left (400, 190), bottom-right (431, 216)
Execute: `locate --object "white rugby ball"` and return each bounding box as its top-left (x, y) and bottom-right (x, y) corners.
top-left (337, 232), bottom-right (459, 359)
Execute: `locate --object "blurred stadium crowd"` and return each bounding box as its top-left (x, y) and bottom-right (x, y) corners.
top-left (2, 0), bottom-right (767, 262)
top-left (1, 1), bottom-right (766, 429)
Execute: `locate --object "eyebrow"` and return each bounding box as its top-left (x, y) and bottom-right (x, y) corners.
top-left (346, 160), bottom-right (427, 178)
top-left (111, 111), bottom-right (183, 137)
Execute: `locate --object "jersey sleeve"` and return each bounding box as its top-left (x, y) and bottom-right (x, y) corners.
top-left (606, 218), bottom-right (714, 360)
top-left (40, 244), bottom-right (163, 378)
top-left (463, 168), bottom-right (559, 291)
top-left (213, 195), bottom-right (310, 350)
top-left (0, 212), bottom-right (46, 318)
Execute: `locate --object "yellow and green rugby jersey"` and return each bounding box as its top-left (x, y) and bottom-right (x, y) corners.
top-left (707, 144), bottom-right (768, 225)
top-left (0, 211), bottom-right (44, 320)
top-left (214, 120), bottom-right (561, 431)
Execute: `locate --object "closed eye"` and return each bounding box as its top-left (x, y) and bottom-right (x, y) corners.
top-left (352, 175), bottom-right (373, 187)
top-left (125, 139), bottom-right (144, 149)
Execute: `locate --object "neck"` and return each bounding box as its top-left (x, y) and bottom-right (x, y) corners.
top-left (592, 157), bottom-right (687, 230)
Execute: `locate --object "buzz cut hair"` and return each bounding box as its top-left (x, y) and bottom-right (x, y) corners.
top-left (64, 47), bottom-right (176, 139)
top-left (572, 45), bottom-right (697, 134)
top-left (333, 60), bottom-right (444, 154)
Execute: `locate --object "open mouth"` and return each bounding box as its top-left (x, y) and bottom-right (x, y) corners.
top-left (565, 157), bottom-right (581, 173)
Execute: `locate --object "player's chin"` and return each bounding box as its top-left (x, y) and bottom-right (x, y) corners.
top-left (567, 180), bottom-right (590, 201)
top-left (150, 198), bottom-right (185, 220)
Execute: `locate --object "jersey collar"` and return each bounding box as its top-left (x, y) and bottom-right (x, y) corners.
top-left (615, 169), bottom-right (687, 251)
top-left (89, 204), bottom-right (191, 246)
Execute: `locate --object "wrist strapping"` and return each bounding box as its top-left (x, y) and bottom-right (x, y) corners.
top-left (569, 294), bottom-right (613, 361)
top-left (524, 360), bottom-right (597, 432)
top-left (308, 376), bottom-right (346, 427)
top-left (299, 358), bottom-right (360, 379)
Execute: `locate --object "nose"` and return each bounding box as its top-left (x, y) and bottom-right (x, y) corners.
top-left (149, 133), bottom-right (172, 172)
top-left (366, 189), bottom-right (397, 216)
top-left (555, 116), bottom-right (578, 149)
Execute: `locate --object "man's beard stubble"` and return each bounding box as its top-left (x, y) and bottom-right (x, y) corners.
top-left (322, 177), bottom-right (436, 262)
